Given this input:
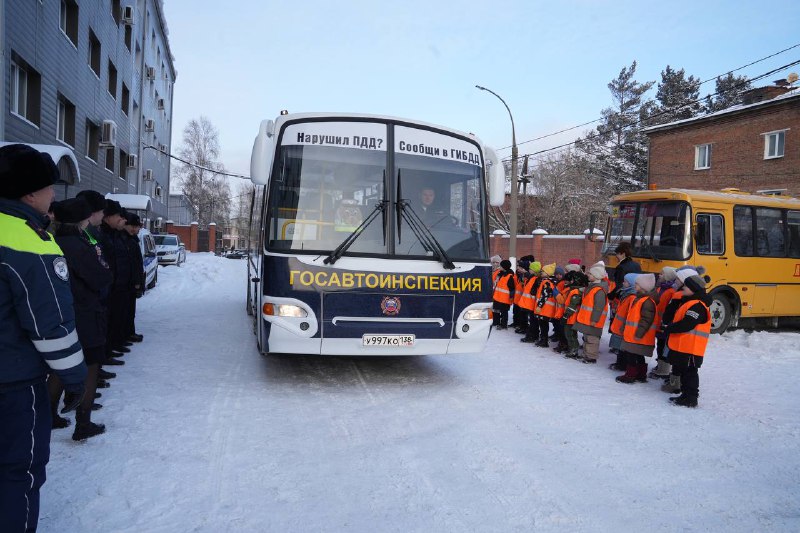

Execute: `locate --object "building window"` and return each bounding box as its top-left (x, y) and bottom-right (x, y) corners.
top-left (119, 149), bottom-right (128, 180)
top-left (124, 25), bottom-right (133, 51)
top-left (105, 147), bottom-right (115, 172)
top-left (121, 82), bottom-right (130, 115)
top-left (57, 95), bottom-right (76, 146)
top-left (111, 0), bottom-right (121, 25)
top-left (108, 60), bottom-right (118, 99)
top-left (694, 143), bottom-right (711, 170)
top-left (85, 121), bottom-right (100, 161)
top-left (10, 57), bottom-right (41, 126)
top-left (88, 30), bottom-right (101, 77)
top-left (764, 130), bottom-right (786, 159)
top-left (60, 0), bottom-right (79, 46)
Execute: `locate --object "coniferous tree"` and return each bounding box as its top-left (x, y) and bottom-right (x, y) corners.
top-left (653, 65), bottom-right (701, 124)
top-left (704, 73), bottom-right (752, 112)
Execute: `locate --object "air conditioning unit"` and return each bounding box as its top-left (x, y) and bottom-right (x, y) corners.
top-left (127, 154), bottom-right (138, 168)
top-left (121, 5), bottom-right (134, 25)
top-left (100, 120), bottom-right (117, 146)
top-left (146, 66), bottom-right (156, 80)
top-left (153, 217), bottom-right (163, 229)
top-left (145, 118), bottom-right (155, 132)
top-left (144, 168), bottom-right (153, 181)
top-left (157, 98), bottom-right (165, 110)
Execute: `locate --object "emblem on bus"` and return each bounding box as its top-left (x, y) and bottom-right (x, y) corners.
top-left (380, 296), bottom-right (401, 316)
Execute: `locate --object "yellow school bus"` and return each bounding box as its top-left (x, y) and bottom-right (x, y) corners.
top-left (599, 188), bottom-right (800, 333)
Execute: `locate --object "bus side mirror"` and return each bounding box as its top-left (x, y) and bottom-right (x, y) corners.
top-left (484, 146), bottom-right (505, 207)
top-left (250, 119), bottom-right (275, 186)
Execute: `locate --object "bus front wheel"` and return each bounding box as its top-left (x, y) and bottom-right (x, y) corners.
top-left (709, 293), bottom-right (732, 334)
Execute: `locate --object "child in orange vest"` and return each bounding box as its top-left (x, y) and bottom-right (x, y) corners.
top-left (519, 262), bottom-right (542, 343)
top-left (574, 263), bottom-right (609, 363)
top-left (561, 270), bottom-right (588, 359)
top-left (615, 273), bottom-right (658, 384)
top-left (492, 260), bottom-right (515, 329)
top-left (664, 270), bottom-right (712, 408)
top-left (608, 273), bottom-right (639, 371)
top-left (533, 263), bottom-right (558, 347)
top-left (650, 266), bottom-right (678, 379)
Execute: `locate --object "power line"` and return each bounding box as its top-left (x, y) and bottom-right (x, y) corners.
top-left (143, 145), bottom-right (250, 179)
top-left (497, 42), bottom-right (800, 152)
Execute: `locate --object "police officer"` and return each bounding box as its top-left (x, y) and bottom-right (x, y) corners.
top-left (123, 212), bottom-right (145, 342)
top-left (98, 201), bottom-right (130, 364)
top-left (0, 144), bottom-right (87, 531)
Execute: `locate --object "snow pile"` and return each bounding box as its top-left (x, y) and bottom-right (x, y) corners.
top-left (40, 254), bottom-right (800, 532)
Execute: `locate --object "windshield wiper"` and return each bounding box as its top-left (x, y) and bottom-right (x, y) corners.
top-left (397, 200), bottom-right (455, 270)
top-left (324, 200), bottom-right (387, 265)
top-left (639, 233), bottom-right (661, 263)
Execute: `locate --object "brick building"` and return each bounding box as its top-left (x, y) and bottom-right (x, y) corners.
top-left (644, 86), bottom-right (800, 196)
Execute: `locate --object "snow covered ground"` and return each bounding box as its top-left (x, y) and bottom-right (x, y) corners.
top-left (40, 254), bottom-right (800, 532)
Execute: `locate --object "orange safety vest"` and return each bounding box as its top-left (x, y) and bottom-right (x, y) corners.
top-left (534, 278), bottom-right (558, 318)
top-left (493, 272), bottom-right (514, 305)
top-left (513, 275), bottom-right (525, 305)
top-left (553, 280), bottom-right (568, 319)
top-left (492, 269), bottom-right (501, 288)
top-left (610, 293), bottom-right (636, 336)
top-left (563, 288), bottom-right (582, 325)
top-left (622, 295), bottom-right (658, 347)
top-left (576, 285), bottom-right (608, 329)
top-left (667, 300), bottom-right (711, 356)
top-left (656, 287), bottom-right (677, 317)
top-left (518, 276), bottom-right (538, 311)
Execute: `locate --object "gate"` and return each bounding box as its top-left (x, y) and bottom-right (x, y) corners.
top-left (197, 229), bottom-right (209, 252)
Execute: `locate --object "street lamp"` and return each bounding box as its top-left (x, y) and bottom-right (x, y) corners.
top-left (476, 85), bottom-right (518, 267)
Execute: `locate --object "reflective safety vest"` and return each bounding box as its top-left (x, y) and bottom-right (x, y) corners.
top-left (535, 278), bottom-right (557, 318)
top-left (622, 295), bottom-right (658, 347)
top-left (514, 275), bottom-right (524, 305)
top-left (492, 269), bottom-right (501, 288)
top-left (610, 293), bottom-right (636, 336)
top-left (576, 285), bottom-right (608, 329)
top-left (518, 276), bottom-right (538, 311)
top-left (563, 287), bottom-right (581, 325)
top-left (493, 272), bottom-right (514, 305)
top-left (667, 300), bottom-right (711, 356)
top-left (656, 287), bottom-right (677, 318)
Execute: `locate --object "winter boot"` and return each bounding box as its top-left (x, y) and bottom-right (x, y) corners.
top-left (96, 379), bottom-right (111, 389)
top-left (552, 341), bottom-right (568, 353)
top-left (636, 363), bottom-right (649, 383)
top-left (669, 395), bottom-right (697, 408)
top-left (648, 359), bottom-right (671, 379)
top-left (534, 339), bottom-right (549, 348)
top-left (615, 365), bottom-right (639, 384)
top-left (52, 414), bottom-right (71, 429)
top-left (91, 403), bottom-right (103, 411)
top-left (72, 407), bottom-right (106, 441)
top-left (114, 345), bottom-right (131, 353)
top-left (129, 333), bottom-right (144, 342)
top-left (98, 369), bottom-right (116, 380)
top-left (661, 375), bottom-right (681, 394)
top-left (94, 392), bottom-right (102, 399)
top-left (520, 335), bottom-right (538, 343)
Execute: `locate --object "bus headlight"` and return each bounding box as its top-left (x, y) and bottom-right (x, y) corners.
top-left (463, 307), bottom-right (492, 320)
top-left (262, 303), bottom-right (308, 317)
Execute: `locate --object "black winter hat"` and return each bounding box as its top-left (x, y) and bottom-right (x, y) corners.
top-left (565, 270), bottom-right (589, 288)
top-left (76, 190), bottom-right (107, 212)
top-left (52, 198), bottom-right (92, 224)
top-left (500, 259), bottom-right (512, 270)
top-left (125, 212), bottom-right (142, 226)
top-left (104, 199), bottom-right (123, 217)
top-left (0, 144), bottom-right (60, 199)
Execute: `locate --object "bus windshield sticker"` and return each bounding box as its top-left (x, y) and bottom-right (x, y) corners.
top-left (283, 122), bottom-right (386, 151)
top-left (395, 125), bottom-right (482, 167)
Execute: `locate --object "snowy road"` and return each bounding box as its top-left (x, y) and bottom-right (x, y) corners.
top-left (41, 254), bottom-right (800, 532)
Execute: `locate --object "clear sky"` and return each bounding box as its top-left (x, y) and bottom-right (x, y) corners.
top-left (162, 0), bottom-right (800, 189)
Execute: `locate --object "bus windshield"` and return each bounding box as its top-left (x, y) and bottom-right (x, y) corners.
top-left (604, 201), bottom-right (691, 261)
top-left (266, 121), bottom-right (488, 262)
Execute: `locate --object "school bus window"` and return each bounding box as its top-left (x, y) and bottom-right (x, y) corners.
top-left (696, 213), bottom-right (724, 255)
top-left (733, 206), bottom-right (754, 256)
top-left (788, 211), bottom-right (800, 259)
top-left (755, 207), bottom-right (785, 257)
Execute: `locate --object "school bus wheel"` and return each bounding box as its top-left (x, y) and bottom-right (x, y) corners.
top-left (709, 292), bottom-right (733, 334)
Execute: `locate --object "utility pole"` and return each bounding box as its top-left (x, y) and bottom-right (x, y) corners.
top-left (476, 85), bottom-right (518, 267)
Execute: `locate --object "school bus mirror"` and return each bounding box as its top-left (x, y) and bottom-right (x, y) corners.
top-left (250, 119), bottom-right (275, 185)
top-left (483, 145), bottom-right (506, 207)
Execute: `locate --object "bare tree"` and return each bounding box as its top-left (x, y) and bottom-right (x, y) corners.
top-left (174, 116), bottom-right (231, 226)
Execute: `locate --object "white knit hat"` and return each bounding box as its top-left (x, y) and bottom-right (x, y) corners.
top-left (660, 266), bottom-right (677, 282)
top-left (564, 263), bottom-right (581, 273)
top-left (588, 265), bottom-right (606, 280)
top-left (635, 273), bottom-right (656, 292)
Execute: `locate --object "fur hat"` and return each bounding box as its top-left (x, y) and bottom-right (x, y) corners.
top-left (0, 144), bottom-right (60, 199)
top-left (623, 272), bottom-right (639, 287)
top-left (660, 266), bottom-right (677, 282)
top-left (76, 189), bottom-right (107, 212)
top-left (542, 263), bottom-right (556, 277)
top-left (52, 198), bottom-right (92, 224)
top-left (684, 275), bottom-right (707, 293)
top-left (500, 259), bottom-right (512, 270)
top-left (588, 265), bottom-right (606, 281)
top-left (565, 270), bottom-right (589, 287)
top-left (490, 255), bottom-right (501, 264)
top-left (529, 261), bottom-right (542, 274)
top-left (635, 273), bottom-right (656, 292)
top-left (104, 199), bottom-right (123, 217)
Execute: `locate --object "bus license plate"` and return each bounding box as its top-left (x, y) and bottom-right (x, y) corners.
top-left (362, 334), bottom-right (415, 347)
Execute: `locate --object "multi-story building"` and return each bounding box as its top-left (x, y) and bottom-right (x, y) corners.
top-left (644, 84), bottom-right (800, 197)
top-left (167, 193), bottom-right (195, 225)
top-left (1, 0), bottom-right (176, 227)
